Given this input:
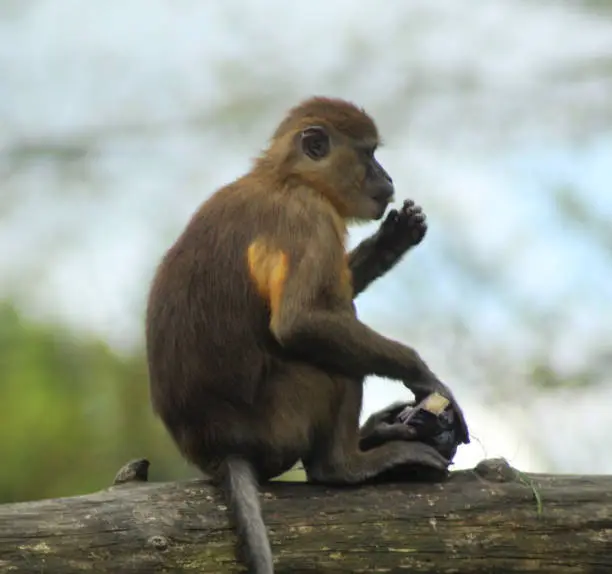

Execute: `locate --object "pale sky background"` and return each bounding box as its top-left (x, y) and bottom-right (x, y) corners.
top-left (1, 0), bottom-right (611, 474)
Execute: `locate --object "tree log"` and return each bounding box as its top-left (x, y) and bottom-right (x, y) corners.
top-left (1, 458), bottom-right (611, 573)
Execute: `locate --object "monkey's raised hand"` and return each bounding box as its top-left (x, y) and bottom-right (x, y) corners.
top-left (376, 199), bottom-right (427, 255)
top-left (349, 199), bottom-right (428, 297)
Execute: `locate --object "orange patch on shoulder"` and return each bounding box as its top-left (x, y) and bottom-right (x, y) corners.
top-left (247, 240), bottom-right (289, 320)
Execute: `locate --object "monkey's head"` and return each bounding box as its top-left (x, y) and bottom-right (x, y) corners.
top-left (268, 97), bottom-right (395, 222)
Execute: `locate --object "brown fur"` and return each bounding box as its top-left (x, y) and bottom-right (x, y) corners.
top-left (272, 96), bottom-right (379, 141)
top-left (146, 96), bottom-right (468, 573)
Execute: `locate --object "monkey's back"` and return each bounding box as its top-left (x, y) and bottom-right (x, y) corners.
top-left (145, 182), bottom-right (304, 430)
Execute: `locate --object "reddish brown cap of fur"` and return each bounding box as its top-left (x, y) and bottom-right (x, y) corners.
top-left (273, 96), bottom-right (378, 142)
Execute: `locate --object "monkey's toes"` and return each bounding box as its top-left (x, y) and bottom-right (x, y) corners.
top-left (402, 442), bottom-right (449, 470)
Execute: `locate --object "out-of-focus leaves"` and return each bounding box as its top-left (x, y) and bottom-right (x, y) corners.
top-left (581, 0), bottom-right (612, 13)
top-left (555, 185), bottom-right (612, 257)
top-left (530, 363), bottom-right (596, 391)
top-left (0, 301), bottom-right (191, 504)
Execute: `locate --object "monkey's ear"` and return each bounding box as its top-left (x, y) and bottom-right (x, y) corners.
top-left (300, 126), bottom-right (330, 160)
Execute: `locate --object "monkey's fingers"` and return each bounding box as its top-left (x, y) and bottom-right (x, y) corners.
top-left (439, 400), bottom-right (469, 445)
top-left (379, 209), bottom-right (400, 234)
top-left (406, 384), bottom-right (470, 446)
top-left (432, 391), bottom-right (469, 445)
top-left (399, 199), bottom-right (420, 215)
top-left (399, 206), bottom-right (427, 238)
top-left (375, 199), bottom-right (428, 250)
top-left (455, 410), bottom-right (471, 445)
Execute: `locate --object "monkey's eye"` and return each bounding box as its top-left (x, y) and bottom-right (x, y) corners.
top-left (301, 127), bottom-right (330, 160)
top-left (361, 146), bottom-right (376, 159)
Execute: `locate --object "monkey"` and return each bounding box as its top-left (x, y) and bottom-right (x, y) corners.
top-left (145, 96), bottom-right (469, 574)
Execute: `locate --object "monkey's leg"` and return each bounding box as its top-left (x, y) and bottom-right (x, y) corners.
top-left (303, 382), bottom-right (448, 485)
top-left (273, 220), bottom-right (470, 445)
top-left (349, 200), bottom-right (427, 297)
top-left (276, 306), bottom-right (469, 445)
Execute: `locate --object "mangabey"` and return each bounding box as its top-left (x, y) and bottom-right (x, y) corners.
top-left (146, 96), bottom-right (469, 574)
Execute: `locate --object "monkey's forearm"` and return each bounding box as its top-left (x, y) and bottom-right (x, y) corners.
top-left (275, 310), bottom-right (439, 387)
top-left (276, 313), bottom-right (468, 443)
top-left (348, 236), bottom-right (398, 297)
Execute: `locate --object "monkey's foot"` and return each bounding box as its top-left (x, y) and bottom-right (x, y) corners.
top-left (359, 401), bottom-right (417, 451)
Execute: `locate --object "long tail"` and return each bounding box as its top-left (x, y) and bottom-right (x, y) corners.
top-left (222, 456), bottom-right (274, 574)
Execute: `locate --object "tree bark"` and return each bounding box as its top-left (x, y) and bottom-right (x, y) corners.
top-left (0, 458), bottom-right (611, 573)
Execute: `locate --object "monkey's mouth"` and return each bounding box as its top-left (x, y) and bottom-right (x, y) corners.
top-left (373, 200), bottom-right (391, 220)
top-left (373, 192), bottom-right (394, 219)
top-left (371, 186), bottom-right (394, 218)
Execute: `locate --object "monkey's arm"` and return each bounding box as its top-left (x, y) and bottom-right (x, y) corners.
top-left (347, 234), bottom-right (390, 297)
top-left (268, 226), bottom-right (469, 444)
top-left (349, 200), bottom-right (427, 297)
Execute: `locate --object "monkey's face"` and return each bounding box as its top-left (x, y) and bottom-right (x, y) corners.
top-left (357, 147), bottom-right (395, 221)
top-left (297, 125), bottom-right (395, 221)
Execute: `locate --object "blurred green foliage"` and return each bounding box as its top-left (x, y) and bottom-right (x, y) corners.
top-left (0, 301), bottom-right (195, 504)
